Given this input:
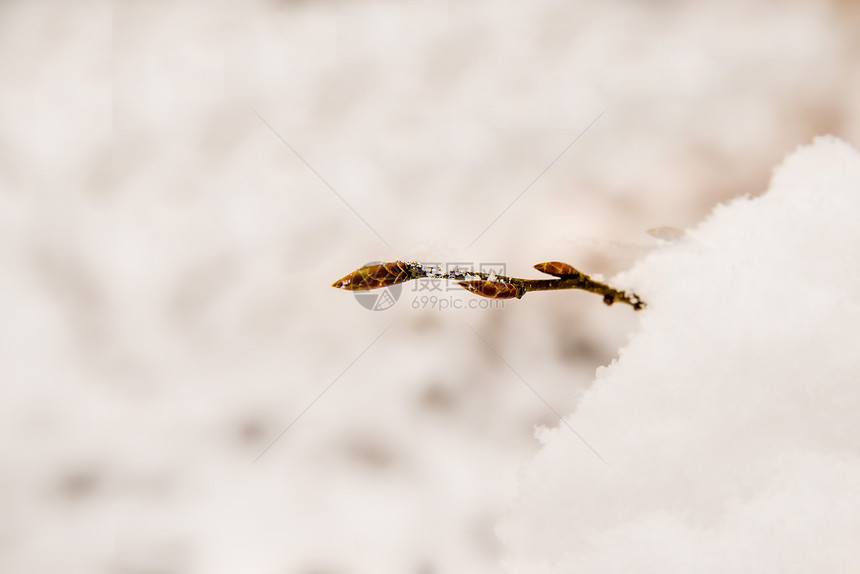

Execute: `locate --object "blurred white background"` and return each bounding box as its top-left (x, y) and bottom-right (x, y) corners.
top-left (1, 0), bottom-right (859, 572)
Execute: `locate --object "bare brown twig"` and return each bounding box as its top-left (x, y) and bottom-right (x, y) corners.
top-left (332, 261), bottom-right (645, 310)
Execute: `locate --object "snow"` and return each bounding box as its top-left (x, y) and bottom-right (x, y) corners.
top-left (498, 136), bottom-right (860, 573)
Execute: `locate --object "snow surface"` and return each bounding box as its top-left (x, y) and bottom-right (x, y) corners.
top-left (498, 136), bottom-right (860, 573)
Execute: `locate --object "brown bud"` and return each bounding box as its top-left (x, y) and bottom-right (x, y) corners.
top-left (533, 261), bottom-right (581, 278)
top-left (457, 280), bottom-right (521, 299)
top-left (332, 261), bottom-right (413, 291)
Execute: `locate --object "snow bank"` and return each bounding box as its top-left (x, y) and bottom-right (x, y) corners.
top-left (498, 136), bottom-right (860, 573)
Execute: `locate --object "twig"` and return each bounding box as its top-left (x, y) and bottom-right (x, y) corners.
top-left (332, 261), bottom-right (645, 310)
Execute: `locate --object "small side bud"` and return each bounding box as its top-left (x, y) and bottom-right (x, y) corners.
top-left (457, 280), bottom-right (521, 299)
top-left (332, 261), bottom-right (413, 291)
top-left (534, 261), bottom-right (581, 278)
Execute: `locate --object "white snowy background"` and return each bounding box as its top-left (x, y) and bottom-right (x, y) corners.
top-left (1, 0), bottom-right (859, 573)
